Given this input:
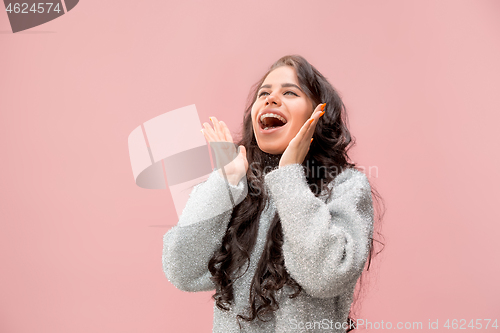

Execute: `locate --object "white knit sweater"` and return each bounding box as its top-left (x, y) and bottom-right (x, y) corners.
top-left (162, 163), bottom-right (374, 332)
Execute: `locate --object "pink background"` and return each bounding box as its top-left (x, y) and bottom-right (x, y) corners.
top-left (1, 0), bottom-right (499, 332)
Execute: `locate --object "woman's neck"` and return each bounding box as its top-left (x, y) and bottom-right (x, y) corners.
top-left (261, 150), bottom-right (282, 174)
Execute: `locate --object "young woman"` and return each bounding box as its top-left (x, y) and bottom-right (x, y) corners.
top-left (162, 55), bottom-right (384, 332)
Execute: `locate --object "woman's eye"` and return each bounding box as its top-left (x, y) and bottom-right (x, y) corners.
top-left (258, 91), bottom-right (298, 97)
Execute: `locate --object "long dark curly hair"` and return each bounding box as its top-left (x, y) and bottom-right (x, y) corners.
top-left (207, 55), bottom-right (385, 331)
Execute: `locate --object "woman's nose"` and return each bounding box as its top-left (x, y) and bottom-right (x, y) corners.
top-left (265, 94), bottom-right (281, 106)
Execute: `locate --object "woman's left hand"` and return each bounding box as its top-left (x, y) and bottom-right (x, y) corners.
top-left (279, 103), bottom-right (326, 168)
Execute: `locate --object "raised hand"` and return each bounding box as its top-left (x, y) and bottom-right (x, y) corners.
top-left (279, 103), bottom-right (326, 168)
top-left (201, 116), bottom-right (249, 186)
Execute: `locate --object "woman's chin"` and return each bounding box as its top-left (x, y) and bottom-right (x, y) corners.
top-left (253, 128), bottom-right (286, 154)
top-left (258, 144), bottom-right (285, 155)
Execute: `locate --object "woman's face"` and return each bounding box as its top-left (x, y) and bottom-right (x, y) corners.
top-left (251, 66), bottom-right (314, 154)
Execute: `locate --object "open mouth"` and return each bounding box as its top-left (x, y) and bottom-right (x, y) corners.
top-left (259, 113), bottom-right (288, 130)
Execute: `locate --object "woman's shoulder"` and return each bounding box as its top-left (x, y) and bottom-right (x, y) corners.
top-left (333, 167), bottom-right (369, 186)
top-left (322, 167), bottom-right (370, 199)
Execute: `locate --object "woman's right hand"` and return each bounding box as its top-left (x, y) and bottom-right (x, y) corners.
top-left (201, 116), bottom-right (248, 186)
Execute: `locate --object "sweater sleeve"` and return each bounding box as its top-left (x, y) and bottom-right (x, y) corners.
top-left (162, 169), bottom-right (247, 292)
top-left (263, 164), bottom-right (374, 299)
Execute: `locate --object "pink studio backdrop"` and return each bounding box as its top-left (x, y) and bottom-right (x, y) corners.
top-left (1, 0), bottom-right (499, 332)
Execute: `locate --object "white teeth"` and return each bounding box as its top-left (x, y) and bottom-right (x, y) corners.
top-left (260, 113), bottom-right (287, 124)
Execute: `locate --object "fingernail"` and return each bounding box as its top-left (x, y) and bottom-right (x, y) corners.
top-left (321, 103), bottom-right (326, 111)
top-left (320, 111), bottom-right (325, 117)
top-left (209, 117), bottom-right (213, 122)
top-left (309, 118), bottom-right (314, 124)
top-left (310, 138), bottom-right (314, 143)
top-left (200, 129), bottom-right (204, 133)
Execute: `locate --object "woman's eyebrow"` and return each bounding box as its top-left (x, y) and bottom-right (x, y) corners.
top-left (258, 83), bottom-right (303, 92)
